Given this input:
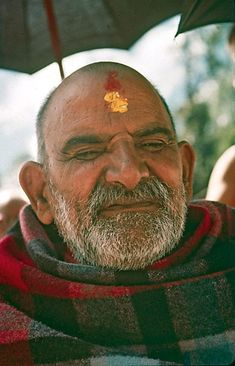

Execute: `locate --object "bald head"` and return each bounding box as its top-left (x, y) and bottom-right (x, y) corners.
top-left (36, 62), bottom-right (175, 164)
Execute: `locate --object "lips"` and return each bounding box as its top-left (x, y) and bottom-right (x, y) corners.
top-left (100, 200), bottom-right (157, 215)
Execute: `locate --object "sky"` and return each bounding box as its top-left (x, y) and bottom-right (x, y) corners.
top-left (0, 16), bottom-right (186, 193)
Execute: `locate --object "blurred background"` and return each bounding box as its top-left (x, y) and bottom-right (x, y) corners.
top-left (0, 2), bottom-right (234, 200)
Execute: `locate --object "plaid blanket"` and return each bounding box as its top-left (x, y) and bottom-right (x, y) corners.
top-left (0, 201), bottom-right (234, 365)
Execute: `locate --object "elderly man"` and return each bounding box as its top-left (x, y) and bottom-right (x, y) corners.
top-left (0, 62), bottom-right (234, 365)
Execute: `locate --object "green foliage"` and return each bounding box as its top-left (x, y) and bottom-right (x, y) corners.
top-left (174, 24), bottom-right (235, 197)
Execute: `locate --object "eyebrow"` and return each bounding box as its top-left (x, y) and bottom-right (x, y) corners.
top-left (133, 126), bottom-right (175, 139)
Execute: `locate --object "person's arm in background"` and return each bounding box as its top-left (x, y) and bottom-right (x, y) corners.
top-left (206, 145), bottom-right (235, 206)
top-left (0, 196), bottom-right (27, 238)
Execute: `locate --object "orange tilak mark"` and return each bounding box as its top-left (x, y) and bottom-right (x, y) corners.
top-left (104, 91), bottom-right (128, 113)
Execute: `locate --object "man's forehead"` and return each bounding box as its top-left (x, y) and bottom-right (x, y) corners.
top-left (54, 64), bottom-right (152, 99)
top-left (52, 69), bottom-right (160, 115)
top-left (44, 64), bottom-right (172, 139)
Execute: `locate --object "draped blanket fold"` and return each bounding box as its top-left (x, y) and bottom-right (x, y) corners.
top-left (0, 201), bottom-right (235, 365)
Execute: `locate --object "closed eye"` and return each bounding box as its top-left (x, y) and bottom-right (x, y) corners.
top-left (73, 149), bottom-right (104, 161)
top-left (137, 139), bottom-right (170, 152)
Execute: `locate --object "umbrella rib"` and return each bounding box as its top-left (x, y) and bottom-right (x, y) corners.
top-left (43, 0), bottom-right (64, 79)
top-left (22, 0), bottom-right (30, 71)
top-left (180, 1), bottom-right (199, 30)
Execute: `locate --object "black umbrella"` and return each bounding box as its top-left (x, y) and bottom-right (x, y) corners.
top-left (0, 0), bottom-right (183, 78)
top-left (0, 0), bottom-right (234, 79)
top-left (177, 0), bottom-right (235, 35)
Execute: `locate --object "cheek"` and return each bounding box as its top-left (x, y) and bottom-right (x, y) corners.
top-left (49, 160), bottom-right (104, 203)
top-left (147, 154), bottom-right (183, 188)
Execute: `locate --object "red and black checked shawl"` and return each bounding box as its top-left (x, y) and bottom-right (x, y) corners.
top-left (0, 201), bottom-right (235, 365)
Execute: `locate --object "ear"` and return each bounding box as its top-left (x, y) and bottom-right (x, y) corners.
top-left (178, 141), bottom-right (195, 201)
top-left (19, 161), bottom-right (54, 225)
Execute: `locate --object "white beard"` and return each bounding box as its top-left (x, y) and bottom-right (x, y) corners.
top-left (49, 177), bottom-right (187, 270)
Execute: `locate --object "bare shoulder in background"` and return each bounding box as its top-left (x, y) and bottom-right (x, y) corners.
top-left (206, 145), bottom-right (235, 206)
top-left (0, 193), bottom-right (27, 238)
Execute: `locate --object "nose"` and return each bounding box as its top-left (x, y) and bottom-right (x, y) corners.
top-left (105, 141), bottom-right (149, 190)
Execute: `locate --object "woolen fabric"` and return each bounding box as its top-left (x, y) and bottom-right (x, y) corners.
top-left (0, 201), bottom-right (234, 365)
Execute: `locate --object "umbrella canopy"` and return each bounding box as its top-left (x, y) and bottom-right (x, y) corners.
top-left (0, 0), bottom-right (183, 77)
top-left (177, 0), bottom-right (235, 35)
top-left (0, 0), bottom-right (234, 78)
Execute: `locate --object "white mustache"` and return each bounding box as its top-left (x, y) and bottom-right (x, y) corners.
top-left (86, 177), bottom-right (175, 215)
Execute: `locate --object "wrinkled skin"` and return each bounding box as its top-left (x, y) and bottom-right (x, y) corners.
top-left (20, 62), bottom-right (195, 269)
